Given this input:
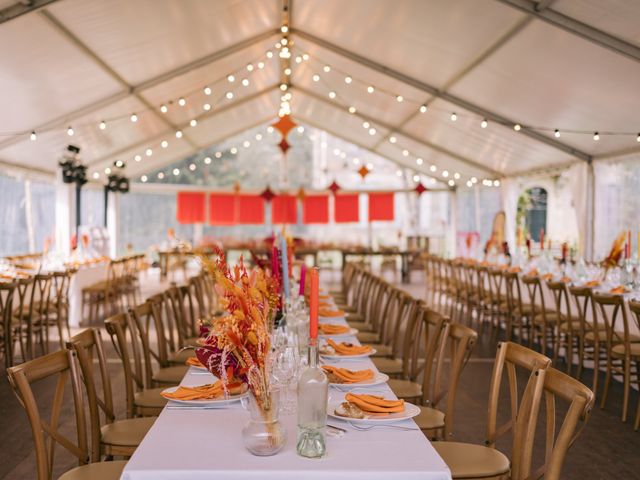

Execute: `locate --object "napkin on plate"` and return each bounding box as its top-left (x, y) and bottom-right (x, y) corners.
top-left (322, 365), bottom-right (373, 383)
top-left (326, 339), bottom-right (372, 356)
top-left (610, 286), bottom-right (628, 294)
top-left (344, 393), bottom-right (404, 415)
top-left (585, 280), bottom-right (601, 288)
top-left (185, 356), bottom-right (204, 368)
top-left (319, 324), bottom-right (351, 335)
top-left (161, 380), bottom-right (244, 401)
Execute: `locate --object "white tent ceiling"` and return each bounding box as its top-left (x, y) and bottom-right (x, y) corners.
top-left (1, 0), bottom-right (639, 182)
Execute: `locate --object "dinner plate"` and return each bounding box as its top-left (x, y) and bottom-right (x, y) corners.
top-left (161, 386), bottom-right (249, 406)
top-left (327, 400), bottom-right (420, 425)
top-left (328, 372), bottom-right (389, 388)
top-left (320, 348), bottom-right (377, 360)
top-left (319, 327), bottom-right (358, 338)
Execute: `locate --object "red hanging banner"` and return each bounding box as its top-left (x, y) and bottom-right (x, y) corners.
top-left (302, 195), bottom-right (329, 224)
top-left (177, 192), bottom-right (206, 224)
top-left (237, 195), bottom-right (265, 224)
top-left (209, 193), bottom-right (236, 225)
top-left (272, 195), bottom-right (297, 224)
top-left (334, 194), bottom-right (359, 223)
top-left (368, 192), bottom-right (395, 221)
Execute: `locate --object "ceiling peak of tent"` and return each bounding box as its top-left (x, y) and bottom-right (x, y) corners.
top-left (292, 28), bottom-right (592, 164)
top-left (0, 0), bottom-right (58, 25)
top-left (497, 0), bottom-right (640, 64)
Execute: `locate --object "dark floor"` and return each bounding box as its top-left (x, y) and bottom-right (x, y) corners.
top-left (1, 270), bottom-right (638, 479)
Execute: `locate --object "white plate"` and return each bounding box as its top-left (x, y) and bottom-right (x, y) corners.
top-left (328, 372), bottom-right (389, 388)
top-left (321, 348), bottom-right (377, 360)
top-left (161, 386), bottom-right (249, 406)
top-left (328, 400), bottom-right (420, 425)
top-left (319, 327), bottom-right (358, 338)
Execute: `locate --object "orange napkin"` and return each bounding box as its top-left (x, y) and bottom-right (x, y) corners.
top-left (542, 273), bottom-right (554, 281)
top-left (585, 280), bottom-right (601, 288)
top-left (345, 393), bottom-right (404, 415)
top-left (161, 380), bottom-right (244, 401)
top-left (319, 324), bottom-right (351, 335)
top-left (185, 357), bottom-right (204, 368)
top-left (509, 266), bottom-right (522, 273)
top-left (560, 276), bottom-right (572, 283)
top-left (319, 301), bottom-right (332, 308)
top-left (527, 268), bottom-right (539, 277)
top-left (320, 295), bottom-right (331, 300)
top-left (610, 286), bottom-right (628, 295)
top-left (326, 339), bottom-right (372, 356)
top-left (322, 366), bottom-right (373, 383)
top-left (319, 308), bottom-right (345, 317)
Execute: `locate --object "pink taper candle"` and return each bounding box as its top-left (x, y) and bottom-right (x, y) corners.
top-left (299, 263), bottom-right (306, 296)
top-left (309, 267), bottom-right (319, 339)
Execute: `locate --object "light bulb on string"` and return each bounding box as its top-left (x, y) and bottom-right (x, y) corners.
top-left (396, 170), bottom-right (403, 177)
top-left (160, 104), bottom-right (168, 113)
top-left (466, 180), bottom-right (472, 187)
top-left (514, 123), bottom-right (521, 131)
top-left (554, 129), bottom-right (560, 138)
top-left (173, 168), bottom-right (180, 176)
top-left (593, 132), bottom-right (599, 141)
top-left (145, 148), bottom-right (153, 156)
top-left (30, 131), bottom-right (37, 141)
top-left (312, 74), bottom-right (320, 82)
top-left (493, 180), bottom-right (501, 187)
top-left (134, 154), bottom-right (142, 162)
top-left (368, 127), bottom-right (376, 136)
top-left (284, 68), bottom-right (292, 76)
top-left (413, 174), bottom-right (420, 182)
top-left (203, 103), bottom-right (211, 111)
top-left (230, 147), bottom-right (238, 154)
top-left (130, 113), bottom-right (138, 122)
top-left (281, 38), bottom-right (288, 46)
top-left (226, 91), bottom-right (234, 99)
top-left (416, 157), bottom-right (423, 165)
top-left (328, 91), bottom-right (336, 99)
top-left (227, 74), bottom-right (235, 83)
top-left (442, 170), bottom-right (449, 178)
top-left (450, 113), bottom-right (457, 122)
top-left (430, 165), bottom-right (437, 172)
top-left (279, 48), bottom-right (291, 59)
top-left (105, 167), bottom-right (111, 174)
top-left (389, 136), bottom-right (397, 143)
top-left (189, 163), bottom-right (196, 171)
top-left (362, 121), bottom-right (370, 129)
top-left (241, 78), bottom-right (250, 87)
top-left (175, 130), bottom-right (183, 138)
top-left (344, 76), bottom-right (352, 84)
top-left (204, 156), bottom-right (212, 164)
top-left (323, 65), bottom-right (331, 73)
top-left (141, 175), bottom-right (148, 182)
top-left (280, 25), bottom-right (289, 33)
top-left (243, 140), bottom-right (251, 148)
top-left (157, 172), bottom-right (165, 179)
top-left (215, 151), bottom-right (222, 158)
top-left (67, 126), bottom-right (74, 136)
top-left (348, 106), bottom-right (356, 114)
top-left (279, 84), bottom-right (288, 92)
top-left (266, 51), bottom-right (273, 58)
top-left (481, 119), bottom-right (488, 128)
top-left (114, 160), bottom-right (124, 168)
top-left (99, 121), bottom-right (106, 130)
top-left (402, 149), bottom-right (409, 157)
top-left (246, 64), bottom-right (254, 72)
top-left (256, 133), bottom-right (262, 140)
top-left (295, 56), bottom-right (302, 64)
top-left (190, 119), bottom-right (197, 127)
top-left (204, 86), bottom-right (212, 95)
top-left (471, 177), bottom-right (477, 184)
top-left (454, 172), bottom-right (460, 179)
top-left (420, 105), bottom-right (428, 113)
top-left (161, 140), bottom-right (169, 148)
top-left (178, 97), bottom-right (186, 106)
top-left (302, 53), bottom-right (309, 61)
top-left (396, 95), bottom-right (403, 102)
top-left (93, 172), bottom-right (100, 179)
top-left (257, 62), bottom-right (265, 69)
top-left (367, 86), bottom-right (375, 94)
top-left (448, 179), bottom-right (455, 187)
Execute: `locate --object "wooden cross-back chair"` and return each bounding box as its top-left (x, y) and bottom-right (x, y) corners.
top-left (129, 301), bottom-right (188, 387)
top-left (592, 293), bottom-right (640, 425)
top-left (416, 321), bottom-right (478, 440)
top-left (12, 274), bottom-right (36, 363)
top-left (351, 275), bottom-right (385, 336)
top-left (48, 269), bottom-right (76, 348)
top-left (433, 341), bottom-right (551, 480)
top-left (67, 328), bottom-right (156, 460)
top-left (104, 313), bottom-right (167, 418)
top-left (7, 349), bottom-right (127, 480)
top-left (388, 305), bottom-right (449, 404)
top-left (32, 273), bottom-right (53, 355)
top-left (504, 271), bottom-right (529, 343)
top-left (346, 270), bottom-right (376, 329)
top-left (522, 275), bottom-right (557, 357)
top-left (526, 367), bottom-right (594, 480)
top-left (189, 274), bottom-right (209, 321)
top-left (355, 278), bottom-right (390, 344)
top-left (360, 283), bottom-right (399, 355)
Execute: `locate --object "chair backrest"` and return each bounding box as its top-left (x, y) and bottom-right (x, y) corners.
top-left (130, 301), bottom-right (169, 383)
top-left (521, 275), bottom-right (548, 318)
top-left (1, 282), bottom-right (16, 367)
top-left (66, 328), bottom-right (116, 462)
top-left (104, 313), bottom-right (145, 417)
top-left (399, 298), bottom-right (435, 379)
top-left (567, 285), bottom-right (597, 339)
top-left (504, 271), bottom-right (525, 318)
top-left (592, 292), bottom-right (633, 351)
top-left (178, 283), bottom-right (198, 339)
top-left (486, 342), bottom-right (551, 480)
top-left (189, 274), bottom-right (208, 320)
top-left (547, 280), bottom-right (572, 330)
top-left (389, 292), bottom-right (416, 358)
top-left (523, 367), bottom-right (594, 480)
top-left (32, 273), bottom-right (53, 321)
top-left (424, 321), bottom-right (478, 439)
top-left (7, 349), bottom-right (89, 480)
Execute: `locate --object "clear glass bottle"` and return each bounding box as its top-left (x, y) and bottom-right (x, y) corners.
top-left (296, 338), bottom-right (328, 458)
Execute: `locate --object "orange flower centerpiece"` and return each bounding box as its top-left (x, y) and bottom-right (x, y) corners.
top-left (195, 251), bottom-right (285, 455)
top-left (602, 231), bottom-right (626, 276)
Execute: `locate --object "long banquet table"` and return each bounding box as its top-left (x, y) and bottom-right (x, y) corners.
top-left (121, 296), bottom-right (451, 480)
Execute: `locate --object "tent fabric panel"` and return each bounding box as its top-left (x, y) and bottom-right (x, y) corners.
top-left (302, 194), bottom-right (329, 224)
top-left (209, 193), bottom-right (236, 225)
top-left (177, 191), bottom-right (206, 224)
top-left (368, 192), bottom-right (394, 222)
top-left (334, 193), bottom-right (359, 223)
top-left (272, 195), bottom-right (298, 224)
top-left (237, 195), bottom-right (265, 224)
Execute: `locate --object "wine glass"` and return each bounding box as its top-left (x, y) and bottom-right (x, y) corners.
top-left (272, 345), bottom-right (299, 415)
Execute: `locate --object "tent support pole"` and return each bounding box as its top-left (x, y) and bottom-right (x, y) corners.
top-left (585, 161), bottom-right (595, 261)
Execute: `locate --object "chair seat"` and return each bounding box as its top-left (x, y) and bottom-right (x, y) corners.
top-left (135, 387), bottom-right (170, 409)
top-left (101, 416), bottom-right (156, 447)
top-left (336, 304), bottom-right (356, 313)
top-left (388, 379), bottom-right (422, 399)
top-left (82, 281), bottom-right (108, 293)
top-left (152, 365), bottom-right (189, 384)
top-left (432, 441), bottom-right (510, 479)
top-left (558, 320), bottom-right (584, 332)
top-left (414, 406), bottom-right (445, 431)
top-left (585, 330), bottom-right (640, 343)
top-left (612, 342), bottom-right (640, 358)
top-left (346, 313), bottom-right (364, 323)
top-left (168, 348), bottom-right (196, 364)
top-left (367, 344), bottom-right (393, 357)
top-left (372, 357), bottom-right (403, 375)
top-left (348, 321), bottom-right (374, 332)
top-left (357, 331), bottom-right (380, 343)
top-left (59, 460), bottom-right (127, 480)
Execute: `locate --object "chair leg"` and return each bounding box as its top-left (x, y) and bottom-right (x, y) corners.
top-left (621, 357), bottom-right (630, 423)
top-left (600, 355), bottom-right (612, 410)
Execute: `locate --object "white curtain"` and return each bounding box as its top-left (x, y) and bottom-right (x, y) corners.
top-left (568, 162), bottom-right (589, 257)
top-left (500, 177), bottom-right (520, 250)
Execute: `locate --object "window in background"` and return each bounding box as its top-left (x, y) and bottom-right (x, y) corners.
top-left (0, 174), bottom-right (28, 256)
top-left (30, 180), bottom-right (55, 252)
top-left (81, 187), bottom-right (106, 227)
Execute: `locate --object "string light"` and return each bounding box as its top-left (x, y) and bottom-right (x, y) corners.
top-left (514, 123), bottom-right (521, 131)
top-left (368, 127), bottom-right (376, 135)
top-left (189, 163), bottom-right (196, 171)
top-left (160, 104), bottom-right (168, 113)
top-left (227, 74), bottom-right (235, 83)
top-left (130, 113), bottom-right (138, 122)
top-left (348, 106), bottom-right (357, 114)
top-left (175, 130), bottom-right (183, 138)
top-left (243, 140), bottom-right (251, 148)
top-left (481, 119), bottom-right (488, 128)
top-left (134, 154), bottom-right (142, 162)
top-left (419, 105), bottom-right (427, 113)
top-left (257, 61), bottom-right (265, 69)
top-left (554, 129), bottom-right (560, 138)
top-left (353, 158), bottom-right (360, 165)
top-left (323, 65), bottom-right (331, 72)
top-left (466, 180), bottom-right (473, 187)
top-left (67, 126), bottom-right (74, 136)
top-left (450, 113), bottom-right (457, 122)
top-left (295, 56), bottom-right (302, 64)
top-left (215, 151), bottom-right (222, 158)
top-left (442, 170), bottom-right (449, 178)
top-left (493, 180), bottom-right (501, 187)
top-left (279, 84), bottom-right (287, 92)
top-left (281, 38), bottom-right (288, 46)
top-left (178, 97), bottom-right (186, 106)
top-left (190, 119), bottom-right (197, 127)
top-left (226, 91), bottom-right (235, 99)
top-left (430, 165), bottom-right (437, 172)
top-left (173, 168), bottom-right (180, 176)
top-left (344, 76), bottom-right (352, 84)
top-left (471, 177), bottom-right (477, 184)
top-left (105, 167), bottom-right (111, 174)
top-left (204, 156), bottom-right (212, 164)
top-left (145, 148), bottom-right (153, 156)
top-left (328, 91), bottom-right (336, 99)
top-left (416, 158), bottom-right (423, 165)
top-left (448, 179), bottom-right (455, 187)
top-left (396, 95), bottom-right (403, 102)
top-left (256, 133), bottom-right (262, 140)
top-left (203, 103), bottom-right (211, 111)
top-left (454, 172), bottom-right (461, 179)
top-left (266, 51), bottom-right (273, 58)
top-left (157, 172), bottom-right (165, 179)
top-left (93, 172), bottom-right (100, 179)
top-left (99, 121), bottom-right (106, 130)
top-left (284, 68), bottom-right (292, 76)
top-left (402, 149), bottom-right (409, 156)
top-left (389, 136), bottom-right (397, 144)
top-left (114, 159), bottom-right (124, 168)
top-left (242, 78), bottom-right (250, 87)
top-left (593, 132), bottom-right (599, 141)
top-left (203, 86), bottom-right (212, 95)
top-left (230, 147), bottom-right (238, 154)
top-left (141, 175), bottom-right (148, 182)
top-left (302, 53), bottom-right (309, 61)
top-left (312, 74), bottom-right (320, 82)
top-left (367, 86), bottom-right (375, 94)
top-left (396, 170), bottom-right (403, 177)
top-left (30, 131), bottom-right (36, 141)
top-left (362, 121), bottom-right (370, 129)
top-left (297, 126), bottom-right (305, 133)
top-left (413, 174), bottom-right (420, 182)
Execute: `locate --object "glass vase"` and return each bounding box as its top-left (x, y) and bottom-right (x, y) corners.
top-left (241, 390), bottom-right (286, 456)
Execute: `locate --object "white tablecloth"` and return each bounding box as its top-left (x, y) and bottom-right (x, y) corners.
top-left (122, 303), bottom-right (451, 480)
top-left (68, 263), bottom-right (108, 327)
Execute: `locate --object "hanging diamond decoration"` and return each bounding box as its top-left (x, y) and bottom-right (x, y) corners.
top-left (328, 180), bottom-right (341, 195)
top-left (272, 114), bottom-right (297, 138)
top-left (414, 182), bottom-right (427, 195)
top-left (260, 186), bottom-right (275, 202)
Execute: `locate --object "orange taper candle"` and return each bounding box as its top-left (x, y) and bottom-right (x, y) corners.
top-left (309, 267), bottom-right (319, 339)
